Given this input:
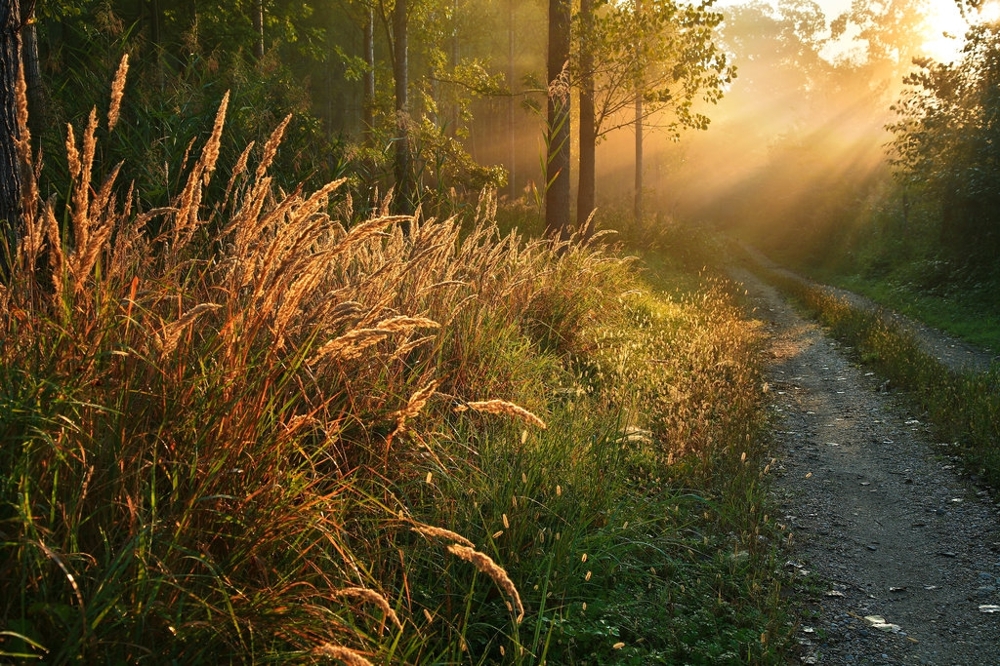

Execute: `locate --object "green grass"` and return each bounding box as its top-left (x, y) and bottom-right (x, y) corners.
top-left (830, 273), bottom-right (1000, 353)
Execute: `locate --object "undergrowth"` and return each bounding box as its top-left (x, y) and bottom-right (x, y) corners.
top-left (0, 62), bottom-right (789, 663)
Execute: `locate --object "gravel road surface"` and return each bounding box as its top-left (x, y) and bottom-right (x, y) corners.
top-left (732, 266), bottom-right (1000, 666)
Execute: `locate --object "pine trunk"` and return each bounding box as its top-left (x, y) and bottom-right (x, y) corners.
top-left (363, 5), bottom-right (375, 146)
top-left (545, 0), bottom-right (571, 239)
top-left (0, 0), bottom-right (21, 276)
top-left (393, 0), bottom-right (413, 214)
top-left (20, 2), bottom-right (42, 138)
top-left (253, 0), bottom-right (264, 59)
top-left (633, 0), bottom-right (644, 226)
top-left (577, 0), bottom-right (596, 231)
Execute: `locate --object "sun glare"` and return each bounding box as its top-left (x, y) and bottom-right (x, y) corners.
top-left (921, 1), bottom-right (968, 63)
top-left (922, 0), bottom-right (1000, 63)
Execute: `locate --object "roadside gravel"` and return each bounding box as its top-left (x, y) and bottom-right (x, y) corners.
top-left (731, 267), bottom-right (1000, 666)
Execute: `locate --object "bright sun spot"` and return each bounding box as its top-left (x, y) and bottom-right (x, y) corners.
top-left (922, 0), bottom-right (1000, 64)
top-left (921, 1), bottom-right (967, 63)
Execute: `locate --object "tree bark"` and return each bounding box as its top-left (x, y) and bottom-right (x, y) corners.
top-left (507, 0), bottom-right (516, 200)
top-left (634, 0), bottom-right (644, 226)
top-left (0, 0), bottom-right (22, 276)
top-left (363, 3), bottom-right (375, 146)
top-left (392, 0), bottom-right (414, 214)
top-left (19, 1), bottom-right (42, 138)
top-left (634, 92), bottom-right (643, 225)
top-left (545, 0), bottom-right (571, 239)
top-left (147, 0), bottom-right (161, 46)
top-left (577, 0), bottom-right (596, 230)
top-left (253, 0), bottom-right (264, 59)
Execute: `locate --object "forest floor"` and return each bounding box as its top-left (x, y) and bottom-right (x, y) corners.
top-left (728, 260), bottom-right (1000, 665)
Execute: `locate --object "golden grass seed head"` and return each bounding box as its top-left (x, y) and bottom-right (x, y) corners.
top-left (457, 399), bottom-right (546, 429)
top-left (410, 525), bottom-right (475, 548)
top-left (446, 543), bottom-right (524, 623)
top-left (107, 54), bottom-right (129, 132)
top-left (335, 587), bottom-right (402, 630)
top-left (313, 644), bottom-right (374, 666)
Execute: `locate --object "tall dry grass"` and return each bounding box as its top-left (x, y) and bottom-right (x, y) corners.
top-left (0, 61), bottom-right (635, 663)
top-left (1, 60), bottom-right (791, 664)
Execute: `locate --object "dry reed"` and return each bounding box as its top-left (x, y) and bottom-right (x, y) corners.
top-left (454, 399), bottom-right (547, 429)
top-left (335, 587), bottom-right (403, 632)
top-left (107, 54), bottom-right (128, 132)
top-left (410, 525), bottom-right (475, 548)
top-left (312, 643), bottom-right (374, 665)
top-left (446, 544), bottom-right (525, 623)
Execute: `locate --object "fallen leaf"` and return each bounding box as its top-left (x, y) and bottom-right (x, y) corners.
top-left (864, 615), bottom-right (902, 633)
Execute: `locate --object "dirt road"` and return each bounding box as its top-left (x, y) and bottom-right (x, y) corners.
top-left (732, 267), bottom-right (1000, 665)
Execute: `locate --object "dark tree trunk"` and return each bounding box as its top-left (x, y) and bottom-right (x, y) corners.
top-left (0, 0), bottom-right (22, 276)
top-left (507, 0), bottom-right (516, 200)
top-left (392, 0), bottom-right (414, 214)
top-left (19, 1), bottom-right (42, 138)
top-left (147, 0), bottom-right (161, 46)
top-left (577, 0), bottom-right (596, 230)
top-left (363, 4), bottom-right (375, 146)
top-left (252, 0), bottom-right (264, 59)
top-left (146, 0), bottom-right (165, 90)
top-left (545, 0), bottom-right (571, 239)
top-left (634, 93), bottom-right (643, 225)
top-left (633, 0), bottom-right (644, 226)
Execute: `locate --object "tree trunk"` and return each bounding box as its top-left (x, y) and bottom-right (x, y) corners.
top-left (253, 0), bottom-right (264, 59)
top-left (545, 0), bottom-right (571, 239)
top-left (363, 4), bottom-right (375, 146)
top-left (577, 0), bottom-right (596, 231)
top-left (634, 92), bottom-right (643, 225)
top-left (0, 0), bottom-right (21, 277)
top-left (20, 2), bottom-right (42, 138)
top-left (147, 0), bottom-right (165, 91)
top-left (507, 0), bottom-right (516, 200)
top-left (147, 0), bottom-right (161, 46)
top-left (633, 0), bottom-right (644, 226)
top-left (392, 0), bottom-right (414, 215)
top-left (448, 0), bottom-right (458, 138)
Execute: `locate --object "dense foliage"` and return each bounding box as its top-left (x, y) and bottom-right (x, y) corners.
top-left (888, 23), bottom-right (1000, 260)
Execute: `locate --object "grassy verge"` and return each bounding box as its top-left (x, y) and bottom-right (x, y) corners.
top-left (830, 273), bottom-right (1000, 354)
top-left (748, 263), bottom-right (1000, 490)
top-left (0, 73), bottom-right (790, 663)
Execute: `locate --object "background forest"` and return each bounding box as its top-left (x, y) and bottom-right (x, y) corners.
top-left (13, 0), bottom-right (1000, 271)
